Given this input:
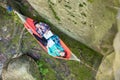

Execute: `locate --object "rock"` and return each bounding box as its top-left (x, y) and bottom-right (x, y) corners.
top-left (96, 32), bottom-right (120, 80)
top-left (27, 52), bottom-right (41, 61)
top-left (1, 1), bottom-right (120, 80)
top-left (2, 56), bottom-right (40, 80)
top-left (96, 8), bottom-right (120, 80)
top-left (96, 52), bottom-right (115, 80)
top-left (113, 32), bottom-right (120, 80)
top-left (0, 54), bottom-right (7, 76)
top-left (26, 0), bottom-right (119, 55)
top-left (0, 54), bottom-right (7, 64)
top-left (0, 6), bottom-right (25, 60)
top-left (2, 26), bottom-right (7, 32)
top-left (0, 36), bottom-right (2, 41)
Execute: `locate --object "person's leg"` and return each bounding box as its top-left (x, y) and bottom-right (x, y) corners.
top-left (33, 34), bottom-right (47, 46)
top-left (41, 37), bottom-right (47, 46)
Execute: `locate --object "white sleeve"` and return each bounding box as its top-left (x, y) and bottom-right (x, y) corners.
top-left (43, 30), bottom-right (53, 39)
top-left (47, 39), bottom-right (55, 47)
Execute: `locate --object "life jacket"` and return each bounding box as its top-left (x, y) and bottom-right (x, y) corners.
top-left (47, 35), bottom-right (64, 57)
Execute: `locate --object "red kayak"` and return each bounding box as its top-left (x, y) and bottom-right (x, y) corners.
top-left (15, 11), bottom-right (80, 61)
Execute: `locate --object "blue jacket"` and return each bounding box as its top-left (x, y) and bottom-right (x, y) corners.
top-left (47, 35), bottom-right (64, 57)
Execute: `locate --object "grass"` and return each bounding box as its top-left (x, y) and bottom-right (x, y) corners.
top-left (36, 55), bottom-right (57, 80)
top-left (67, 61), bottom-right (95, 80)
top-left (37, 61), bottom-right (49, 76)
top-left (87, 0), bottom-right (94, 3)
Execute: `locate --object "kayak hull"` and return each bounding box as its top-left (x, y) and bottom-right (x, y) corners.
top-left (24, 18), bottom-right (71, 60)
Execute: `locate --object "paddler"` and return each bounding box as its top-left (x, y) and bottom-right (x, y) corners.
top-left (34, 22), bottom-right (66, 57)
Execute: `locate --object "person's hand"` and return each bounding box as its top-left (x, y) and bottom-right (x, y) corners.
top-left (59, 52), bottom-right (65, 57)
top-left (46, 45), bottom-right (49, 49)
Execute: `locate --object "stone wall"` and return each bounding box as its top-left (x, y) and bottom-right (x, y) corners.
top-left (27, 0), bottom-right (119, 55)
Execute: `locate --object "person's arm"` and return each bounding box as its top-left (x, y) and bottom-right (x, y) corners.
top-left (47, 46), bottom-right (55, 57)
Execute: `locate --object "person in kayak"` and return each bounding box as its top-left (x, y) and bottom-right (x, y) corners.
top-left (46, 35), bottom-right (66, 57)
top-left (34, 22), bottom-right (66, 57)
